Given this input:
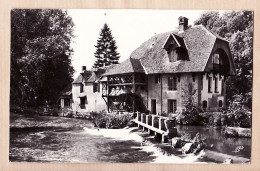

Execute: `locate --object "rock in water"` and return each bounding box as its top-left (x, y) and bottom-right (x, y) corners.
top-left (193, 142), bottom-right (205, 154)
top-left (224, 158), bottom-right (233, 164)
top-left (197, 149), bottom-right (206, 159)
top-left (171, 137), bottom-right (182, 148)
top-left (182, 143), bottom-right (193, 154)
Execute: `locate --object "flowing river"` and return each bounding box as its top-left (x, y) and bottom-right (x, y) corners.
top-left (9, 113), bottom-right (251, 163)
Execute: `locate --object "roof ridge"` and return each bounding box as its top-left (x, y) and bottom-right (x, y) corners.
top-left (198, 24), bottom-right (227, 42)
top-left (129, 57), bottom-right (137, 72)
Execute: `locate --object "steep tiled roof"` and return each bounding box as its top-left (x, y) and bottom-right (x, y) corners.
top-left (72, 70), bottom-right (92, 84)
top-left (99, 24), bottom-right (229, 76)
top-left (73, 67), bottom-right (109, 83)
top-left (103, 58), bottom-right (145, 76)
top-left (129, 25), bottom-right (218, 74)
top-left (85, 72), bottom-right (97, 83)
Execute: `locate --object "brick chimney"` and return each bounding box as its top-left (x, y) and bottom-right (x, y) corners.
top-left (178, 16), bottom-right (189, 33)
top-left (81, 66), bottom-right (86, 73)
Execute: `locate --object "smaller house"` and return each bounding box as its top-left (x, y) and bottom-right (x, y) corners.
top-left (71, 66), bottom-right (107, 113)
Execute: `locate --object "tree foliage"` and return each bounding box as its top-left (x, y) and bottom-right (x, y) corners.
top-left (11, 9), bottom-right (75, 107)
top-left (194, 11), bottom-right (253, 109)
top-left (93, 23), bottom-right (120, 68)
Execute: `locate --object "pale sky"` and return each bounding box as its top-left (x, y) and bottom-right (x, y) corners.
top-left (68, 9), bottom-right (208, 78)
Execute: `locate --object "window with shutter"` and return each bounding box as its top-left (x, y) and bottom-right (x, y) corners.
top-left (208, 77), bottom-right (212, 93)
top-left (168, 100), bottom-right (177, 113)
top-left (173, 77), bottom-right (177, 90)
top-left (168, 77), bottom-right (177, 90)
top-left (168, 77), bottom-right (172, 90)
top-left (93, 83), bottom-right (97, 93)
top-left (80, 84), bottom-right (84, 93)
top-left (215, 77), bottom-right (219, 93)
top-left (155, 75), bottom-right (161, 84)
top-left (80, 97), bottom-right (86, 106)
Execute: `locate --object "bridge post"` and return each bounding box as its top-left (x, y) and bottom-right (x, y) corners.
top-left (150, 115), bottom-right (155, 135)
top-left (141, 113), bottom-right (146, 131)
top-left (159, 118), bottom-right (162, 130)
top-left (137, 112), bottom-right (140, 127)
top-left (152, 115), bottom-right (155, 127)
top-left (165, 118), bottom-right (177, 138)
top-left (146, 115), bottom-right (150, 133)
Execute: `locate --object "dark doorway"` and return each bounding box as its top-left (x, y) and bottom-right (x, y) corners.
top-left (151, 99), bottom-right (156, 114)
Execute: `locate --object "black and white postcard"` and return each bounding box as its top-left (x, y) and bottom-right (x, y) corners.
top-left (9, 9), bottom-right (253, 164)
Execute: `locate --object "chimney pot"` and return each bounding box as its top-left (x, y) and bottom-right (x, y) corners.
top-left (178, 16), bottom-right (189, 32)
top-left (82, 66), bottom-right (86, 72)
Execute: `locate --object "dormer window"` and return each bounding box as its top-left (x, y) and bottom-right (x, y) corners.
top-left (167, 44), bottom-right (178, 62)
top-left (163, 34), bottom-right (189, 62)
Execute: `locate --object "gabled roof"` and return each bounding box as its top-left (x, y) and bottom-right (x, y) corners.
top-left (162, 33), bottom-right (186, 49)
top-left (85, 72), bottom-right (97, 83)
top-left (73, 67), bottom-right (109, 84)
top-left (72, 70), bottom-right (92, 84)
top-left (129, 25), bottom-right (222, 74)
top-left (103, 58), bottom-right (145, 76)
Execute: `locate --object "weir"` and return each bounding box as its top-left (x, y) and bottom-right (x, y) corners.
top-left (134, 112), bottom-right (177, 143)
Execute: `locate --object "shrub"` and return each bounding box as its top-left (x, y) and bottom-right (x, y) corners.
top-left (178, 105), bottom-right (204, 125)
top-left (62, 108), bottom-right (73, 117)
top-left (90, 111), bottom-right (132, 129)
top-left (198, 104), bottom-right (251, 128)
top-left (224, 102), bottom-right (251, 128)
top-left (178, 83), bottom-right (204, 125)
top-left (206, 112), bottom-right (223, 126)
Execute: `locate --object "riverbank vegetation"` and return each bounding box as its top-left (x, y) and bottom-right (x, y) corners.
top-left (176, 96), bottom-right (251, 128)
top-left (90, 111), bottom-right (133, 129)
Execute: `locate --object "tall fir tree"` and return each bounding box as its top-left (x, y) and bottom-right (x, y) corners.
top-left (93, 23), bottom-right (120, 68)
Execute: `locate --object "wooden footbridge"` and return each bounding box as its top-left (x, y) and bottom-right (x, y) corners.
top-left (133, 112), bottom-right (177, 143)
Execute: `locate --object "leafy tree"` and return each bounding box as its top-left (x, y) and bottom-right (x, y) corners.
top-left (93, 23), bottom-right (120, 68)
top-left (194, 10), bottom-right (253, 110)
top-left (11, 9), bottom-right (75, 107)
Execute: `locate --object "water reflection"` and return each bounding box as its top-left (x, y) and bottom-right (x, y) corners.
top-left (176, 125), bottom-right (251, 159)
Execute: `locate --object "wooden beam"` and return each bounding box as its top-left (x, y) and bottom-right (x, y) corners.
top-left (132, 74), bottom-right (136, 112)
top-left (108, 83), bottom-right (147, 86)
top-left (107, 76), bottom-right (110, 112)
top-left (134, 120), bottom-right (168, 135)
top-left (161, 74), bottom-right (163, 115)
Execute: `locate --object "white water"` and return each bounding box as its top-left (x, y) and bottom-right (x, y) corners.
top-left (83, 127), bottom-right (204, 163)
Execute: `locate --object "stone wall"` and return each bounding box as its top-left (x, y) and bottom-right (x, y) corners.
top-left (147, 73), bottom-right (200, 115)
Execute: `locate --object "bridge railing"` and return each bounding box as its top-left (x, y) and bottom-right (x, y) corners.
top-left (134, 112), bottom-right (177, 143)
